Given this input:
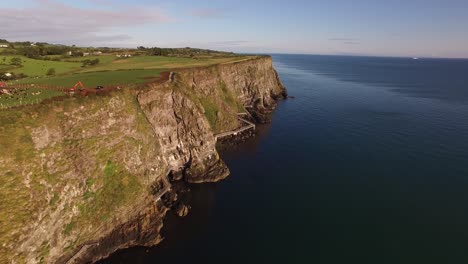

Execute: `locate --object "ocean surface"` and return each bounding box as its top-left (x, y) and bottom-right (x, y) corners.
top-left (103, 54), bottom-right (468, 263)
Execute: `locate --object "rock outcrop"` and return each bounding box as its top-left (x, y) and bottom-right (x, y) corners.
top-left (0, 56), bottom-right (286, 263)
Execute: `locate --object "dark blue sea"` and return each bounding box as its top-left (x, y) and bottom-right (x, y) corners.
top-left (103, 54), bottom-right (468, 263)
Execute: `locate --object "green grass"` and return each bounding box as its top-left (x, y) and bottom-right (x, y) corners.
top-left (199, 97), bottom-right (219, 130)
top-left (17, 69), bottom-right (164, 87)
top-left (0, 56), bottom-right (82, 76)
top-left (63, 55), bottom-right (116, 64)
top-left (0, 88), bottom-right (64, 109)
top-left (66, 159), bottom-right (143, 238)
top-left (0, 109), bottom-right (41, 263)
top-left (0, 64), bottom-right (14, 71)
top-left (0, 91), bottom-right (156, 262)
top-left (1, 55), bottom-right (254, 110)
top-left (79, 55), bottom-right (253, 72)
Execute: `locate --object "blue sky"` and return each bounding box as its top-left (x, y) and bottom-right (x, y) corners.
top-left (2, 0), bottom-right (468, 58)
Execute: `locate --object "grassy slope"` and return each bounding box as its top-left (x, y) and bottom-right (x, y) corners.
top-left (0, 64), bottom-right (14, 71)
top-left (0, 90), bottom-right (156, 263)
top-left (174, 74), bottom-right (241, 133)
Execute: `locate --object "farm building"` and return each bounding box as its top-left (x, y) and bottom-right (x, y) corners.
top-left (0, 44), bottom-right (8, 48)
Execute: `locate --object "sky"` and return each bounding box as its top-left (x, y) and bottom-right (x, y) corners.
top-left (1, 0), bottom-right (468, 58)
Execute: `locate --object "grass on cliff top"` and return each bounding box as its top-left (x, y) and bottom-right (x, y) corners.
top-left (5, 55), bottom-right (254, 83)
top-left (16, 68), bottom-right (164, 87)
top-left (0, 88), bottom-right (64, 109)
top-left (2, 55), bottom-right (255, 109)
top-left (77, 55), bottom-right (254, 73)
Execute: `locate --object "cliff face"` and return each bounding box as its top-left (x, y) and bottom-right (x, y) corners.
top-left (0, 56), bottom-right (286, 263)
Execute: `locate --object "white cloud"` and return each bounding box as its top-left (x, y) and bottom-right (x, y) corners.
top-left (0, 0), bottom-right (172, 45)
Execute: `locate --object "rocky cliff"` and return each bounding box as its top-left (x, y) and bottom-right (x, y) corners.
top-left (0, 56), bottom-right (286, 263)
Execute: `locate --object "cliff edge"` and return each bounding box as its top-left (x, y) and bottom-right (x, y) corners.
top-left (0, 56), bottom-right (286, 263)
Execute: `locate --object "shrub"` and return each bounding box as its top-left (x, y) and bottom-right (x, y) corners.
top-left (82, 58), bottom-right (100, 67)
top-left (46, 68), bottom-right (56, 76)
top-left (10, 57), bottom-right (22, 66)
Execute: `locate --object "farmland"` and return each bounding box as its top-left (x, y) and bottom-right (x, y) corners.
top-left (0, 87), bottom-right (63, 109)
top-left (3, 55), bottom-right (253, 86)
top-left (17, 69), bottom-right (164, 87)
top-left (78, 55), bottom-right (253, 72)
top-left (1, 52), bottom-right (255, 108)
top-left (1, 56), bottom-right (81, 76)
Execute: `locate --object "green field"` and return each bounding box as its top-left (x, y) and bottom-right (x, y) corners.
top-left (0, 88), bottom-right (63, 109)
top-left (1, 54), bottom-right (253, 109)
top-left (0, 64), bottom-right (14, 71)
top-left (1, 56), bottom-right (82, 76)
top-left (63, 55), bottom-right (116, 64)
top-left (17, 69), bottom-right (164, 87)
top-left (78, 55), bottom-right (251, 72)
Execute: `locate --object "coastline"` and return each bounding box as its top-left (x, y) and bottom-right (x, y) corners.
top-left (0, 56), bottom-right (286, 263)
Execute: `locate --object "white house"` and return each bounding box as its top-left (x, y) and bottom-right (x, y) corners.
top-left (4, 73), bottom-right (12, 77)
top-left (0, 44), bottom-right (8, 48)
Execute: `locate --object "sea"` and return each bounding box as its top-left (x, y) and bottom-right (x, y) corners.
top-left (102, 54), bottom-right (468, 264)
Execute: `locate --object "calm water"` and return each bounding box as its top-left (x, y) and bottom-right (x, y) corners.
top-left (103, 55), bottom-right (468, 263)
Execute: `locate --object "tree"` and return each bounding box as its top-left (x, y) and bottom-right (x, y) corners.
top-left (46, 68), bottom-right (56, 76)
top-left (90, 58), bottom-right (100, 65)
top-left (10, 57), bottom-right (22, 66)
top-left (82, 58), bottom-right (100, 67)
top-left (73, 51), bottom-right (84, 57)
top-left (19, 47), bottom-right (41, 59)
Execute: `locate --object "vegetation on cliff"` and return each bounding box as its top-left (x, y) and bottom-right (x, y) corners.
top-left (0, 55), bottom-right (286, 263)
top-left (0, 89), bottom-right (162, 263)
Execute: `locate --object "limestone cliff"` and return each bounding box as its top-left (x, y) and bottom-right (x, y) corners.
top-left (0, 56), bottom-right (286, 263)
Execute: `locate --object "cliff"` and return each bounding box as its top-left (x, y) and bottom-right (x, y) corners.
top-left (0, 56), bottom-right (286, 263)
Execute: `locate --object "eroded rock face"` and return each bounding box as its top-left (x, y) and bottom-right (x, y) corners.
top-left (177, 57), bottom-right (287, 124)
top-left (0, 56), bottom-right (286, 264)
top-left (137, 83), bottom-right (228, 184)
top-left (57, 198), bottom-right (168, 264)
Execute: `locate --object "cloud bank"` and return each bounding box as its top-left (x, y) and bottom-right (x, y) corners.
top-left (0, 0), bottom-right (171, 45)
